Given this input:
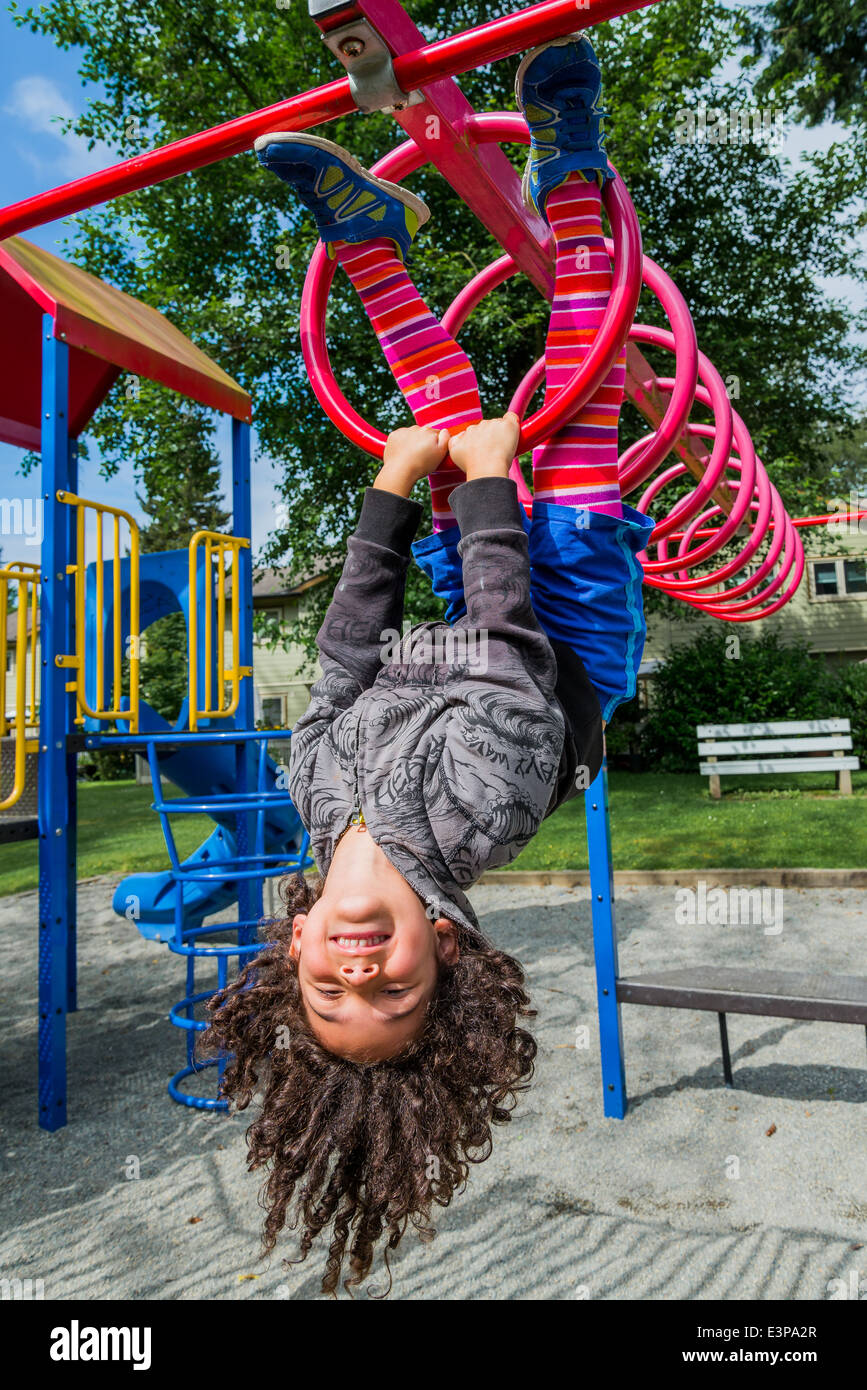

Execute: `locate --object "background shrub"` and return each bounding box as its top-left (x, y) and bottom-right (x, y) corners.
top-left (638, 632), bottom-right (853, 771)
top-left (834, 659), bottom-right (867, 763)
top-left (78, 749), bottom-right (137, 782)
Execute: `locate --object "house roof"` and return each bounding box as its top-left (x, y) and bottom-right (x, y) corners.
top-left (0, 236), bottom-right (251, 450)
top-left (4, 605), bottom-right (37, 641)
top-left (251, 558), bottom-right (333, 602)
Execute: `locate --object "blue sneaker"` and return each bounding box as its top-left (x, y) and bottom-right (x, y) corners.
top-left (515, 33), bottom-right (614, 220)
top-left (253, 132), bottom-right (429, 262)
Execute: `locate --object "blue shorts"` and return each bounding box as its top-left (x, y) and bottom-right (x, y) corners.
top-left (411, 501), bottom-right (656, 723)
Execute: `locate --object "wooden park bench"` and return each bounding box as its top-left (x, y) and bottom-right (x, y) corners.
top-left (697, 719), bottom-right (860, 798)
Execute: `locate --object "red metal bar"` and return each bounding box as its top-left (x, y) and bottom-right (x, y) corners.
top-left (388, 0), bottom-right (658, 79)
top-left (0, 0), bottom-right (661, 239)
top-left (0, 78), bottom-right (353, 240)
top-left (669, 511), bottom-right (867, 540)
top-left (791, 511), bottom-right (867, 529)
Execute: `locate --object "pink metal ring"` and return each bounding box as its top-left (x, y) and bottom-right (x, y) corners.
top-left (611, 258), bottom-right (699, 486)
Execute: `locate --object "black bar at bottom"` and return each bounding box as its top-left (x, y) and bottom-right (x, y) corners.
top-left (718, 1011), bottom-right (734, 1088)
top-left (0, 817), bottom-right (39, 844)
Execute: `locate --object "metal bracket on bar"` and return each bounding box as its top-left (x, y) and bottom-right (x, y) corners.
top-left (310, 7), bottom-right (423, 114)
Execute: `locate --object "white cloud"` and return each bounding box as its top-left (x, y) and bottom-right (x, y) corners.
top-left (4, 74), bottom-right (107, 179)
top-left (5, 74), bottom-right (75, 127)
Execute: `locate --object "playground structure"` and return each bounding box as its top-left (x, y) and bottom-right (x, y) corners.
top-left (2, 0), bottom-right (865, 1128)
top-left (0, 235), bottom-right (311, 1127)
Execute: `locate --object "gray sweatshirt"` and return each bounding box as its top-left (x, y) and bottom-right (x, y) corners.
top-left (287, 475), bottom-right (603, 935)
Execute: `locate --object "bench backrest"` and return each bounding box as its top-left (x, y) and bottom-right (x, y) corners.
top-left (696, 719), bottom-right (858, 776)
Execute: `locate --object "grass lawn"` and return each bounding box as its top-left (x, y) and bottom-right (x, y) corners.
top-left (1, 769), bottom-right (866, 898)
top-left (0, 781), bottom-right (213, 897)
top-left (512, 769), bottom-right (867, 872)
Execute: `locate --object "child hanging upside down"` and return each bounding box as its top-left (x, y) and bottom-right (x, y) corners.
top-left (206, 34), bottom-right (655, 1296)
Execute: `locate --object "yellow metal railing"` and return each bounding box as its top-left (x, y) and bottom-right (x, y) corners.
top-left (188, 531), bottom-right (252, 732)
top-left (0, 562), bottom-right (40, 811)
top-left (57, 491), bottom-right (140, 733)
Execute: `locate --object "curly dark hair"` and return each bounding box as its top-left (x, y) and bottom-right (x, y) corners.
top-left (203, 871), bottom-right (536, 1297)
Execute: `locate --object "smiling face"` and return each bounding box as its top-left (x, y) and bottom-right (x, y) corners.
top-left (289, 823), bottom-right (459, 1060)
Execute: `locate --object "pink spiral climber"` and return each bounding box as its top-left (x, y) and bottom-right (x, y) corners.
top-left (300, 112), bottom-right (804, 621)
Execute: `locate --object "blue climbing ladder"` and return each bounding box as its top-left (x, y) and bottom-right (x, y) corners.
top-left (143, 728), bottom-right (312, 1108)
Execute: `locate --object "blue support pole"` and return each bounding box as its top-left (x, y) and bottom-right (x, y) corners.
top-left (232, 418), bottom-right (254, 731)
top-left (65, 438), bottom-right (79, 1013)
top-left (584, 756), bottom-right (627, 1119)
top-left (231, 418), bottom-right (258, 931)
top-left (38, 318), bottom-right (73, 1131)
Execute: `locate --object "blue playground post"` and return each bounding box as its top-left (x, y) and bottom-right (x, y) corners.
top-left (231, 420), bottom-right (257, 932)
top-left (232, 419), bottom-right (254, 730)
top-left (65, 438), bottom-right (79, 1014)
top-left (38, 318), bottom-right (75, 1131)
top-left (585, 757), bottom-right (627, 1118)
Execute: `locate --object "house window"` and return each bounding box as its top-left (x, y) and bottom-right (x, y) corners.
top-left (809, 558), bottom-right (867, 601)
top-left (260, 695), bottom-right (285, 727)
top-left (812, 561), bottom-right (839, 596)
top-left (843, 559), bottom-right (867, 595)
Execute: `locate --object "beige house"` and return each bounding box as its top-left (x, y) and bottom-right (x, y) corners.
top-left (640, 519), bottom-right (867, 682)
top-left (2, 600), bottom-right (39, 723)
top-left (250, 566), bottom-right (327, 728)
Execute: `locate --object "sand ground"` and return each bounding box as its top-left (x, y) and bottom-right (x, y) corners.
top-left (1, 877), bottom-right (864, 1300)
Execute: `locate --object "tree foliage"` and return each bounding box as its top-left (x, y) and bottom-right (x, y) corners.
top-left (10, 0), bottom-right (867, 657)
top-left (745, 0), bottom-right (867, 126)
top-left (138, 612), bottom-right (188, 723)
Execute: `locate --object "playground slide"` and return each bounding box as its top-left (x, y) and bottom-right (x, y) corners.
top-left (112, 700), bottom-right (305, 942)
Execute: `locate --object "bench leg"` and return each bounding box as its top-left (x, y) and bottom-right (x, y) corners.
top-left (837, 768), bottom-right (852, 796)
top-left (718, 1012), bottom-right (734, 1088)
top-left (709, 773), bottom-right (721, 800)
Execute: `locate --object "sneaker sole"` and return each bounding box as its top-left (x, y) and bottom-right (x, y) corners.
top-left (515, 33), bottom-right (603, 212)
top-left (520, 154), bottom-right (535, 214)
top-left (252, 130), bottom-right (430, 228)
top-left (514, 31), bottom-right (589, 110)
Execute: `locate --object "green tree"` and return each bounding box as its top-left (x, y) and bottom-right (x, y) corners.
top-left (10, 0), bottom-right (866, 658)
top-left (138, 612), bottom-right (188, 724)
top-left (745, 0), bottom-right (867, 126)
top-left (135, 401), bottom-right (230, 552)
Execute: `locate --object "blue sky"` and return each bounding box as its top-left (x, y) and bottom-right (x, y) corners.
top-left (0, 8), bottom-right (864, 566)
top-left (0, 10), bottom-right (282, 565)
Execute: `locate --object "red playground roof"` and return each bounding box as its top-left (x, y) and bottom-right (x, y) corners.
top-left (0, 236), bottom-right (251, 449)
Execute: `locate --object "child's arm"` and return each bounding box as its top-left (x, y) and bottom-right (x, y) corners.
top-left (288, 427), bottom-right (448, 823)
top-left (313, 426), bottom-right (450, 694)
top-left (446, 414), bottom-right (561, 704)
